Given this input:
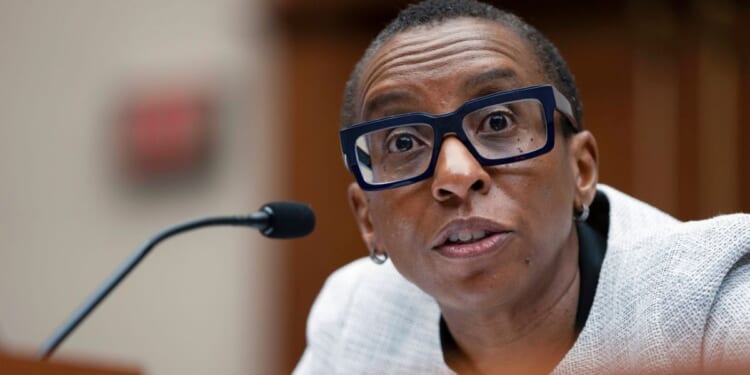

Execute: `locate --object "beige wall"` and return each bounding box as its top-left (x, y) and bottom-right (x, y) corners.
top-left (0, 1), bottom-right (282, 374)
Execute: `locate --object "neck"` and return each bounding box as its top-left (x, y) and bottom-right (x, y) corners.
top-left (441, 230), bottom-right (581, 375)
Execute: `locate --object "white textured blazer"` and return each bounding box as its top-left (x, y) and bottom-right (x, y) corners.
top-left (294, 185), bottom-right (750, 374)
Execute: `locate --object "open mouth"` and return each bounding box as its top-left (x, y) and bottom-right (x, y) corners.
top-left (435, 230), bottom-right (511, 259)
top-left (445, 230), bottom-right (491, 245)
top-left (430, 218), bottom-right (512, 259)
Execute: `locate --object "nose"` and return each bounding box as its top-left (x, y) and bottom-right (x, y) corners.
top-left (431, 137), bottom-right (491, 203)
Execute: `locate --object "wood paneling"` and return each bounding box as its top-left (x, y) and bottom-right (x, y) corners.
top-left (695, 0), bottom-right (740, 217)
top-left (629, 1), bottom-right (680, 214)
top-left (277, 30), bottom-right (373, 373)
top-left (677, 7), bottom-right (702, 220)
top-left (549, 14), bottom-right (635, 196)
top-left (739, 1), bottom-right (750, 213)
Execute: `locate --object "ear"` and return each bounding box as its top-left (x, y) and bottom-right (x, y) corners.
top-left (568, 130), bottom-right (599, 207)
top-left (347, 182), bottom-right (378, 251)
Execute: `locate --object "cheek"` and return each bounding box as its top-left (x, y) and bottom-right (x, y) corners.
top-left (489, 150), bottom-right (575, 249)
top-left (525, 153), bottom-right (576, 251)
top-left (368, 189), bottom-right (428, 254)
top-left (369, 193), bottom-right (436, 286)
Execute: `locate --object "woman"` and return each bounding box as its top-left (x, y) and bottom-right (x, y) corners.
top-left (295, 1), bottom-right (750, 374)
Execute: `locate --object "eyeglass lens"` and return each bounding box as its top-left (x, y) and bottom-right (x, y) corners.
top-left (354, 98), bottom-right (547, 185)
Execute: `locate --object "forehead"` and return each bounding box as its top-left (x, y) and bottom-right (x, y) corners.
top-left (356, 17), bottom-right (544, 120)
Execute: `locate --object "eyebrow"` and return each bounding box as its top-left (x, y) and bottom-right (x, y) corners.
top-left (461, 68), bottom-right (520, 93)
top-left (362, 91), bottom-right (417, 121)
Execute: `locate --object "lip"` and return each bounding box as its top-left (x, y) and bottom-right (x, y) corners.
top-left (430, 217), bottom-right (513, 259)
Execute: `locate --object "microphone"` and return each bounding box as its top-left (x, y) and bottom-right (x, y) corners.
top-left (252, 201), bottom-right (316, 239)
top-left (37, 201), bottom-right (315, 360)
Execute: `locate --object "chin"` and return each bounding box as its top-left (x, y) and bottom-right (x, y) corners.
top-left (431, 261), bottom-right (529, 311)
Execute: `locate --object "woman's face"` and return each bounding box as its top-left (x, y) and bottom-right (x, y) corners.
top-left (348, 18), bottom-right (597, 313)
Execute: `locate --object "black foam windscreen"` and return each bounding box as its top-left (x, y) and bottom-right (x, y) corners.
top-left (260, 201), bottom-right (316, 239)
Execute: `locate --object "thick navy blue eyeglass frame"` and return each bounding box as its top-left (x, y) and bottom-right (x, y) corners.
top-left (340, 84), bottom-right (578, 191)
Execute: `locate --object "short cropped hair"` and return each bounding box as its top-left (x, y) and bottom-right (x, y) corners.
top-left (340, 0), bottom-right (583, 137)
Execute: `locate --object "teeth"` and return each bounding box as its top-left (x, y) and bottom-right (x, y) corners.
top-left (472, 230), bottom-right (487, 240)
top-left (447, 230), bottom-right (488, 244)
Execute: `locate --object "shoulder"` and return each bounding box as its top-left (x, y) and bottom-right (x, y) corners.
top-left (303, 258), bottom-right (412, 338)
top-left (599, 184), bottom-right (750, 274)
top-left (581, 186), bottom-right (750, 369)
top-left (303, 258), bottom-right (375, 342)
top-left (294, 258), bottom-right (445, 374)
top-left (297, 258), bottom-right (388, 367)
top-left (704, 248), bottom-right (750, 366)
top-left (602, 184), bottom-right (750, 299)
top-left (293, 258), bottom-right (386, 373)
top-left (305, 258), bottom-right (422, 328)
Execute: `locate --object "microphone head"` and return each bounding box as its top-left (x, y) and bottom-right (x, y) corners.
top-left (260, 201), bottom-right (316, 239)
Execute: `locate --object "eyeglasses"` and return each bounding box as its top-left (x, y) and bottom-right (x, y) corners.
top-left (340, 84), bottom-right (578, 191)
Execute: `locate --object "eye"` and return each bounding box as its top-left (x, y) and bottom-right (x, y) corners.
top-left (485, 113), bottom-right (510, 131)
top-left (388, 134), bottom-right (416, 153)
top-left (383, 126), bottom-right (431, 154)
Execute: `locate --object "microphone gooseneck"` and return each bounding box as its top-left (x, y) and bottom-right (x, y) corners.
top-left (37, 201), bottom-right (315, 360)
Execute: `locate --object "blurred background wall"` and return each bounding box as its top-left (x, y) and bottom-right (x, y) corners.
top-left (0, 0), bottom-right (283, 374)
top-left (0, 0), bottom-right (748, 374)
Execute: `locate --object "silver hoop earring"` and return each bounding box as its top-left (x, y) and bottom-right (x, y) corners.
top-left (368, 245), bottom-right (388, 265)
top-left (574, 203), bottom-right (590, 222)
